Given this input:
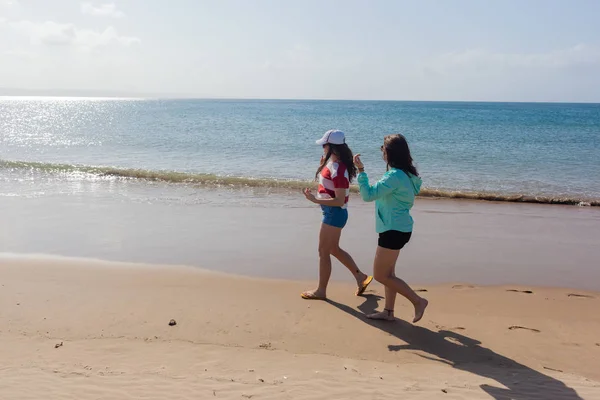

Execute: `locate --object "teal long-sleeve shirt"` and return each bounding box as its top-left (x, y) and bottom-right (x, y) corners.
top-left (357, 168), bottom-right (422, 233)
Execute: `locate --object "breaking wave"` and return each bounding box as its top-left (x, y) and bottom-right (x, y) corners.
top-left (2, 159), bottom-right (597, 207)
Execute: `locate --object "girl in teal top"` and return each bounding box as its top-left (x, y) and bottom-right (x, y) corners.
top-left (354, 134), bottom-right (428, 324)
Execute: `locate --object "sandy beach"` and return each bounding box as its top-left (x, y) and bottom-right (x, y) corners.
top-left (2, 1), bottom-right (600, 398)
top-left (2, 171), bottom-right (600, 399)
top-left (2, 255), bottom-right (599, 399)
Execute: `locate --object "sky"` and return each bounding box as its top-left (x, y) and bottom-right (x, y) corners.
top-left (1, 0), bottom-right (599, 101)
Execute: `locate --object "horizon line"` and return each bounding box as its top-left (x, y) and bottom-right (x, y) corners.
top-left (1, 94), bottom-right (599, 105)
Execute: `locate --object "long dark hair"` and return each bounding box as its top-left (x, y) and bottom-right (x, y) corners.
top-left (315, 143), bottom-right (358, 183)
top-left (383, 134), bottom-right (419, 177)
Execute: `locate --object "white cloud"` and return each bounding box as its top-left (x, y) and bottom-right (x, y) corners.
top-left (0, 1), bottom-right (18, 22)
top-left (3, 49), bottom-right (36, 59)
top-left (10, 20), bottom-right (140, 48)
top-left (81, 2), bottom-right (124, 18)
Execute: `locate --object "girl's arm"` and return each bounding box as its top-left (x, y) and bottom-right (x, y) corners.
top-left (353, 153), bottom-right (397, 202)
top-left (303, 188), bottom-right (346, 207)
top-left (357, 171), bottom-right (397, 202)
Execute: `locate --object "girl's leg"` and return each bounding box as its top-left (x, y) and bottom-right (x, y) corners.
top-left (302, 223), bottom-right (370, 299)
top-left (331, 244), bottom-right (370, 290)
top-left (368, 246), bottom-right (428, 323)
top-left (301, 223), bottom-right (341, 299)
top-left (383, 275), bottom-right (397, 310)
top-left (327, 208), bottom-right (369, 288)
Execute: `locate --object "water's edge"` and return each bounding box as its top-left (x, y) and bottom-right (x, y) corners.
top-left (3, 159), bottom-right (597, 207)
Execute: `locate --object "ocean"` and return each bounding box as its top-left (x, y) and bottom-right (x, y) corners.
top-left (2, 97), bottom-right (600, 287)
top-left (2, 97), bottom-right (599, 205)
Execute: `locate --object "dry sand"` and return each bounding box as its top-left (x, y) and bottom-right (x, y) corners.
top-left (1, 255), bottom-right (599, 399)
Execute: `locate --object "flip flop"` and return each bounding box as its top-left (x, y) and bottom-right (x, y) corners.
top-left (301, 291), bottom-right (326, 300)
top-left (356, 275), bottom-right (374, 296)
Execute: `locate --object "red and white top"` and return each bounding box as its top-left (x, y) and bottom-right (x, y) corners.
top-left (317, 161), bottom-right (350, 209)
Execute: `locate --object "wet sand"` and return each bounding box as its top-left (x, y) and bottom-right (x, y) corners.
top-left (2, 189), bottom-right (600, 290)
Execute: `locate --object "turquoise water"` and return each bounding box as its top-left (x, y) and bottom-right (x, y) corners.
top-left (1, 97), bottom-right (599, 203)
top-left (2, 97), bottom-right (600, 287)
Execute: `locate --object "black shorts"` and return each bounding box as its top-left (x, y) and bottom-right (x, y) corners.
top-left (378, 230), bottom-right (412, 250)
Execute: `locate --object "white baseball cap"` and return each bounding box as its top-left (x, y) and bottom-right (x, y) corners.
top-left (316, 129), bottom-right (345, 146)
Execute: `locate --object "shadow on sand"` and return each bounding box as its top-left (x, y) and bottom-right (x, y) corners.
top-left (327, 294), bottom-right (583, 399)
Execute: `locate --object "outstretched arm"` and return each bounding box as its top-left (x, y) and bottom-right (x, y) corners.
top-left (354, 153), bottom-right (397, 201)
top-left (357, 172), bottom-right (396, 202)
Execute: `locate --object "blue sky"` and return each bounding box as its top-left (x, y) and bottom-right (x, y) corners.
top-left (1, 0), bottom-right (599, 101)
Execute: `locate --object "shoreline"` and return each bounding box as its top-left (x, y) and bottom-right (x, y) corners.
top-left (2, 256), bottom-right (599, 399)
top-left (3, 158), bottom-right (599, 207)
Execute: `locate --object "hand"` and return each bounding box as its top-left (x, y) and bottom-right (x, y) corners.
top-left (303, 188), bottom-right (317, 203)
top-left (353, 154), bottom-right (364, 170)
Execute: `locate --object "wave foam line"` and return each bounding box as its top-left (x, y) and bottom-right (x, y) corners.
top-left (2, 159), bottom-right (598, 207)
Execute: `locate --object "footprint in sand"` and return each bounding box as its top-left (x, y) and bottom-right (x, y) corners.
top-left (567, 293), bottom-right (595, 299)
top-left (508, 325), bottom-right (541, 333)
top-left (506, 289), bottom-right (533, 294)
top-left (543, 366), bottom-right (563, 373)
top-left (452, 285), bottom-right (475, 289)
top-left (435, 324), bottom-right (465, 331)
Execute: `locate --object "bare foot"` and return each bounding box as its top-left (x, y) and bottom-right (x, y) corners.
top-left (366, 309), bottom-right (394, 321)
top-left (413, 298), bottom-right (428, 323)
top-left (301, 290), bottom-right (326, 300)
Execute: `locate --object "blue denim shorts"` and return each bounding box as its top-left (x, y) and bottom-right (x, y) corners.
top-left (321, 205), bottom-right (348, 228)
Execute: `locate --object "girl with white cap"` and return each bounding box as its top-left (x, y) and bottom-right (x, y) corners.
top-left (301, 129), bottom-right (373, 300)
